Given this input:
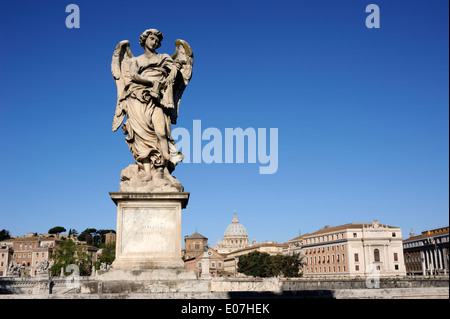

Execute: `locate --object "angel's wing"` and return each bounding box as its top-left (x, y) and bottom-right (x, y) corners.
top-left (111, 40), bottom-right (133, 131)
top-left (169, 39), bottom-right (194, 125)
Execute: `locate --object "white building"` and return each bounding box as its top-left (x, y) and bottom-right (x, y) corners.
top-left (289, 219), bottom-right (406, 277)
top-left (214, 212), bottom-right (250, 254)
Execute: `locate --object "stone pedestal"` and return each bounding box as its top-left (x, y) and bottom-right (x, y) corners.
top-left (86, 191), bottom-right (212, 295)
top-left (201, 252), bottom-right (211, 279)
top-left (109, 192), bottom-right (189, 271)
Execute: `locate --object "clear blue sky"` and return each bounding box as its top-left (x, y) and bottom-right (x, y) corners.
top-left (0, 0), bottom-right (448, 246)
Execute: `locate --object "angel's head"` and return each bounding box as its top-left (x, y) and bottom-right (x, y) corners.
top-left (139, 28), bottom-right (163, 51)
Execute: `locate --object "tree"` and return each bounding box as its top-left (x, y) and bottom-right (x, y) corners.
top-left (0, 229), bottom-right (11, 241)
top-left (78, 228), bottom-right (97, 243)
top-left (237, 251), bottom-right (303, 278)
top-left (68, 228), bottom-right (79, 238)
top-left (48, 226), bottom-right (66, 237)
top-left (97, 229), bottom-right (116, 244)
top-left (237, 251), bottom-right (271, 277)
top-left (50, 239), bottom-right (77, 276)
top-left (97, 242), bottom-right (116, 268)
top-left (50, 239), bottom-right (93, 276)
top-left (268, 253), bottom-right (302, 277)
top-left (78, 228), bottom-right (115, 246)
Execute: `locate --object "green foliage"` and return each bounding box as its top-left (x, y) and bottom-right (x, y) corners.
top-left (0, 229), bottom-right (11, 241)
top-left (50, 239), bottom-right (77, 276)
top-left (99, 242), bottom-right (116, 265)
top-left (78, 228), bottom-right (116, 246)
top-left (48, 226), bottom-right (66, 235)
top-left (78, 228), bottom-right (97, 242)
top-left (268, 253), bottom-right (302, 277)
top-left (68, 228), bottom-right (79, 238)
top-left (237, 251), bottom-right (302, 278)
top-left (237, 251), bottom-right (271, 277)
top-left (50, 239), bottom-right (93, 276)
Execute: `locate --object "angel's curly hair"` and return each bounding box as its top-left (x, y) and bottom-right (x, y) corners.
top-left (139, 28), bottom-right (164, 49)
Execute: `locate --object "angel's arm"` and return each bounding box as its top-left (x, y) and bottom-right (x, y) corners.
top-left (162, 56), bottom-right (179, 86)
top-left (129, 58), bottom-right (154, 86)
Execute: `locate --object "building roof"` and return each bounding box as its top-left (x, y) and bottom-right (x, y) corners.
top-left (224, 212), bottom-right (248, 237)
top-left (403, 226), bottom-right (449, 243)
top-left (185, 231), bottom-right (208, 240)
top-left (226, 242), bottom-right (288, 255)
top-left (289, 220), bottom-right (399, 242)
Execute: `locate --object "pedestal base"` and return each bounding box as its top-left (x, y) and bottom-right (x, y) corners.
top-left (84, 191), bottom-right (210, 295)
top-left (82, 269), bottom-right (210, 294)
top-left (109, 192), bottom-right (189, 271)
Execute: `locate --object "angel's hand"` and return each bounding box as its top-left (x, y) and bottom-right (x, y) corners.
top-left (175, 61), bottom-right (183, 70)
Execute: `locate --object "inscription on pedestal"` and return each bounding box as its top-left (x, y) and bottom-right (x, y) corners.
top-left (121, 207), bottom-right (176, 255)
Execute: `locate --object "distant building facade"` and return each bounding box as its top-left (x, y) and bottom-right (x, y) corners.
top-left (214, 212), bottom-right (250, 254)
top-left (289, 219), bottom-right (406, 277)
top-left (223, 242), bottom-right (288, 276)
top-left (184, 247), bottom-right (225, 277)
top-left (0, 237), bottom-right (58, 277)
top-left (0, 246), bottom-right (13, 277)
top-left (105, 231), bottom-right (116, 245)
top-left (0, 235), bottom-right (100, 277)
top-left (184, 230), bottom-right (208, 260)
top-left (403, 227), bottom-right (449, 276)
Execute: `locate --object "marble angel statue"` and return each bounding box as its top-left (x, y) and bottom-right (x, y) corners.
top-left (111, 28), bottom-right (193, 192)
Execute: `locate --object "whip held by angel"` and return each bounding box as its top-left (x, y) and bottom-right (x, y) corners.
top-left (111, 28), bottom-right (193, 192)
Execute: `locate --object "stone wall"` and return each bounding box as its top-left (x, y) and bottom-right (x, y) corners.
top-left (1, 275), bottom-right (448, 299)
top-left (210, 275), bottom-right (449, 292)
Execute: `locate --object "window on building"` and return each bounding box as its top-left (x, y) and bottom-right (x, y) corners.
top-left (394, 253), bottom-right (398, 262)
top-left (392, 232), bottom-right (396, 237)
top-left (395, 265), bottom-right (399, 270)
top-left (354, 253), bottom-right (359, 262)
top-left (355, 265), bottom-right (359, 271)
top-left (353, 233), bottom-right (357, 238)
top-left (194, 243), bottom-right (200, 250)
top-left (374, 249), bottom-right (380, 262)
